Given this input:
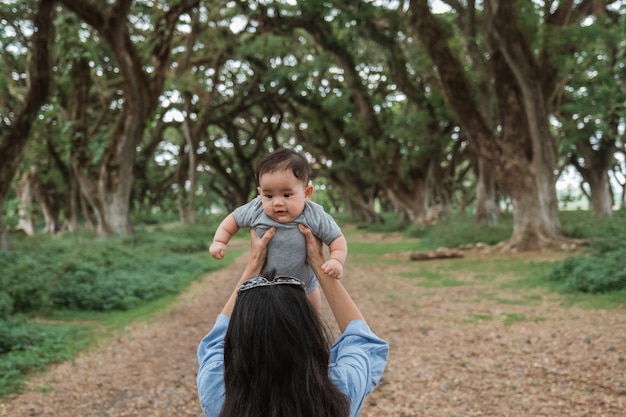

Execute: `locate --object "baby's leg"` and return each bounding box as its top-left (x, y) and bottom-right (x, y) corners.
top-left (307, 286), bottom-right (322, 314)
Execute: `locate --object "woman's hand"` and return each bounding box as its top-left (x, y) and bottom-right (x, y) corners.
top-left (299, 224), bottom-right (364, 330)
top-left (219, 227), bottom-right (275, 317)
top-left (298, 224), bottom-right (324, 269)
top-left (247, 227), bottom-right (276, 273)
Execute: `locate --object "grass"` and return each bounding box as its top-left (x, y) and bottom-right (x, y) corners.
top-left (349, 208), bottom-right (626, 314)
top-left (501, 313), bottom-right (546, 326)
top-left (464, 313), bottom-right (546, 325)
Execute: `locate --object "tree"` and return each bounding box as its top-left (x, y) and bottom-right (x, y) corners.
top-left (407, 0), bottom-right (612, 249)
top-left (3, 0), bottom-right (624, 240)
top-left (0, 0), bottom-right (55, 250)
top-left (238, 1), bottom-right (463, 223)
top-left (56, 0), bottom-right (199, 235)
top-left (554, 6), bottom-right (625, 217)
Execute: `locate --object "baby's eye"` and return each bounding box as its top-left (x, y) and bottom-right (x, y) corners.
top-left (283, 193), bottom-right (293, 198)
top-left (263, 194), bottom-right (273, 199)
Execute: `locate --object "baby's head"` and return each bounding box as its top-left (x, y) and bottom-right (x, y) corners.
top-left (256, 149), bottom-right (313, 224)
top-left (255, 148), bottom-right (310, 187)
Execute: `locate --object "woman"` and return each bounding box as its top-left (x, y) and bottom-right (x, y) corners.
top-left (197, 225), bottom-right (388, 417)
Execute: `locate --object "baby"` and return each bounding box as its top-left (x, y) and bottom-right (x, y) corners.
top-left (209, 148), bottom-right (347, 312)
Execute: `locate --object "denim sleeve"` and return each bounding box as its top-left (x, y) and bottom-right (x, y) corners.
top-left (196, 314), bottom-right (229, 417)
top-left (329, 320), bottom-right (389, 417)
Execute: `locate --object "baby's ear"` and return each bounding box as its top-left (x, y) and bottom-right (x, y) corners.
top-left (305, 184), bottom-right (314, 199)
top-left (257, 186), bottom-right (261, 196)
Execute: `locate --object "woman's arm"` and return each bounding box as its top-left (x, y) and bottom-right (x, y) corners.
top-left (298, 224), bottom-right (364, 331)
top-left (219, 227), bottom-right (275, 317)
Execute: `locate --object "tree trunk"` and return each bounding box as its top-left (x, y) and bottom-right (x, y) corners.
top-left (95, 114), bottom-right (144, 236)
top-left (386, 177), bottom-right (427, 223)
top-left (66, 55), bottom-right (112, 235)
top-left (66, 174), bottom-right (80, 233)
top-left (177, 94), bottom-right (199, 225)
top-left (99, 164), bottom-right (135, 235)
top-left (0, 195), bottom-right (13, 250)
top-left (16, 167), bottom-right (37, 236)
top-left (461, 3), bottom-right (500, 225)
top-left (475, 158), bottom-right (499, 224)
top-left (487, 0), bottom-right (562, 243)
top-left (505, 157), bottom-right (562, 250)
top-left (350, 201), bottom-right (384, 223)
top-left (73, 166), bottom-right (111, 235)
top-left (31, 171), bottom-right (61, 234)
top-left (587, 170), bottom-right (614, 217)
top-left (0, 0), bottom-right (54, 250)
top-left (408, 0), bottom-right (565, 250)
top-left (570, 140), bottom-right (616, 218)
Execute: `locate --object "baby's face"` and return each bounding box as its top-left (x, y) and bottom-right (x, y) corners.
top-left (257, 169), bottom-right (313, 224)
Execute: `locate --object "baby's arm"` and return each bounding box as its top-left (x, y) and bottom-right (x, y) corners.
top-left (322, 233), bottom-right (347, 279)
top-left (209, 213), bottom-right (240, 260)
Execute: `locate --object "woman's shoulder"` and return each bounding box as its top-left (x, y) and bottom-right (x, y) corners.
top-left (328, 321), bottom-right (389, 417)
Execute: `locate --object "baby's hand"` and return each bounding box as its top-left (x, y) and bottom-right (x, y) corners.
top-left (209, 242), bottom-right (227, 260)
top-left (321, 258), bottom-right (343, 280)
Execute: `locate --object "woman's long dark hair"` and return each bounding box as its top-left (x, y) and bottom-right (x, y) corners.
top-left (219, 283), bottom-right (350, 417)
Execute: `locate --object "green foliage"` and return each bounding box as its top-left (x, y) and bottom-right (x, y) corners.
top-left (2, 224), bottom-right (217, 313)
top-left (355, 213), bottom-right (406, 233)
top-left (0, 221), bottom-right (224, 396)
top-left (0, 292), bottom-right (13, 320)
top-left (547, 249), bottom-right (626, 294)
top-left (0, 316), bottom-right (89, 396)
top-left (546, 210), bottom-right (626, 293)
top-left (547, 209), bottom-right (626, 294)
top-left (398, 209), bottom-right (626, 294)
top-left (0, 251), bottom-right (53, 314)
top-left (410, 212), bottom-right (514, 249)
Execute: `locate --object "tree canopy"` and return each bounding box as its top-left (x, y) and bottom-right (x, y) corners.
top-left (1, 0), bottom-right (624, 250)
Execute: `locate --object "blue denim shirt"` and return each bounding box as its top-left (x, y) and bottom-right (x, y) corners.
top-left (197, 314), bottom-right (389, 417)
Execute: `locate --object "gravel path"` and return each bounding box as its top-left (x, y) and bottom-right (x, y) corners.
top-left (1, 242), bottom-right (625, 417)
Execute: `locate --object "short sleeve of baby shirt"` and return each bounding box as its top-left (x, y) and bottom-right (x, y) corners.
top-left (302, 201), bottom-right (342, 245)
top-left (233, 197), bottom-right (265, 228)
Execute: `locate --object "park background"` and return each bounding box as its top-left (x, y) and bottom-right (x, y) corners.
top-left (1, 0), bottom-right (625, 412)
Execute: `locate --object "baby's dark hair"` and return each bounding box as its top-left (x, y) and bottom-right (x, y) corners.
top-left (255, 148), bottom-right (310, 185)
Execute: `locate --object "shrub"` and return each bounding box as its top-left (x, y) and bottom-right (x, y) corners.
top-left (0, 221), bottom-right (220, 395)
top-left (1, 222), bottom-right (219, 314)
top-left (0, 251), bottom-right (54, 314)
top-left (415, 212), bottom-right (513, 248)
top-left (547, 209), bottom-right (626, 293)
top-left (0, 292), bottom-right (13, 319)
top-left (50, 256), bottom-right (208, 311)
top-left (548, 250), bottom-right (626, 293)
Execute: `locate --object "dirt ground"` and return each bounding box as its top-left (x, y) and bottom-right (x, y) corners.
top-left (1, 234), bottom-right (625, 417)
